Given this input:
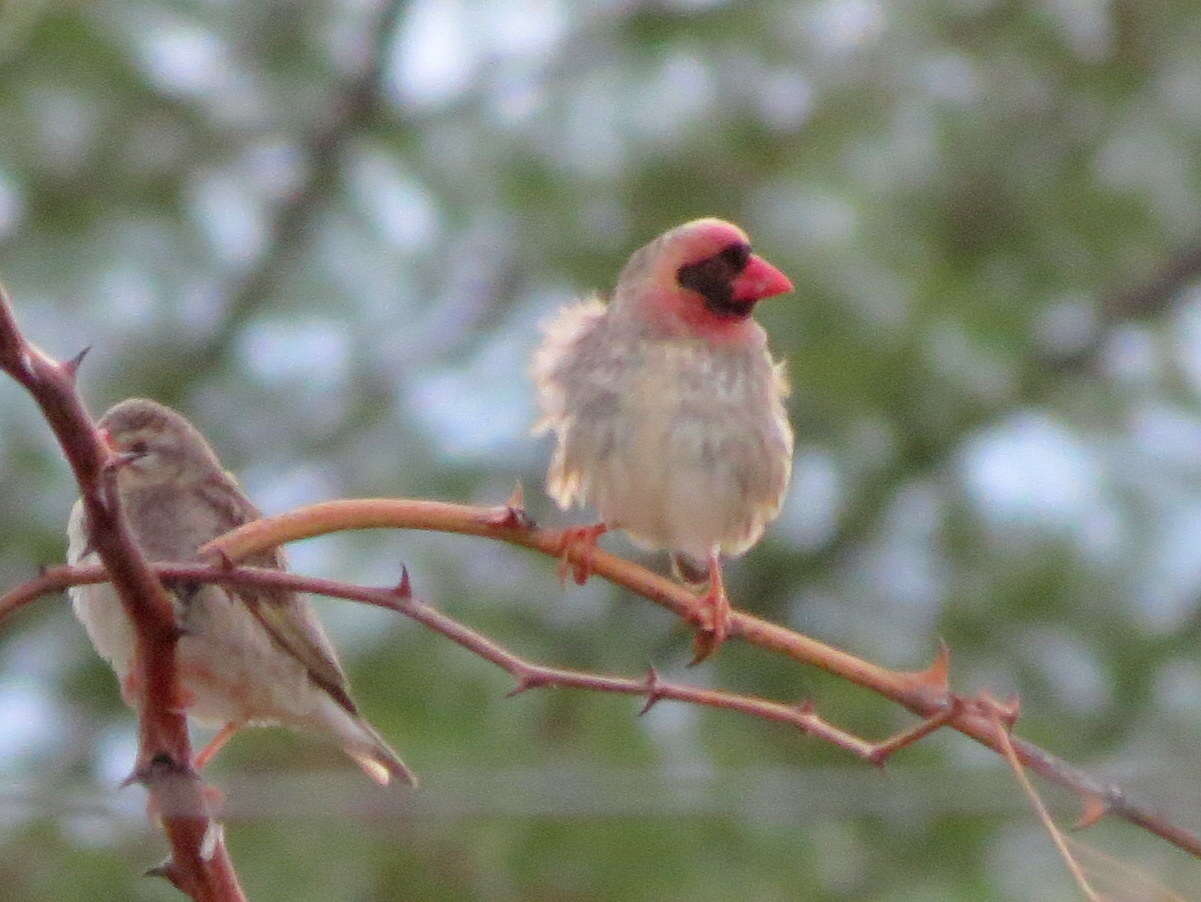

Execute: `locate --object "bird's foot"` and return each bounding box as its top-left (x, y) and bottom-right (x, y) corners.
top-left (555, 523), bottom-right (608, 585)
top-left (689, 554), bottom-right (730, 664)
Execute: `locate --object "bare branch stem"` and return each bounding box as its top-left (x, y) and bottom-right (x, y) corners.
top-left (990, 708), bottom-right (1101, 901)
top-left (189, 497), bottom-right (1201, 860)
top-left (0, 561), bottom-right (964, 767)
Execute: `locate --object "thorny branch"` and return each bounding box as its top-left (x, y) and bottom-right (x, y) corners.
top-left (0, 286), bottom-right (245, 900)
top-left (989, 707), bottom-right (1102, 902)
top-left (193, 497), bottom-right (1201, 861)
top-left (1, 562), bottom-right (955, 766)
top-left (0, 5), bottom-right (406, 891)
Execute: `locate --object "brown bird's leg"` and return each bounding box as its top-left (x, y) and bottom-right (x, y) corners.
top-left (690, 551), bottom-right (730, 664)
top-left (194, 722), bottom-right (241, 770)
top-left (556, 523), bottom-right (608, 585)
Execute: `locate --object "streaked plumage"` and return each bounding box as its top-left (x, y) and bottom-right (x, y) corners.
top-left (67, 398), bottom-right (414, 786)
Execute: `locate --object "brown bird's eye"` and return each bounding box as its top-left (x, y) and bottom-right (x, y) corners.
top-left (129, 440), bottom-right (149, 456)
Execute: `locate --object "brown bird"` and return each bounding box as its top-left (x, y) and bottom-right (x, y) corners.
top-left (67, 398), bottom-right (415, 785)
top-left (532, 218), bottom-right (794, 658)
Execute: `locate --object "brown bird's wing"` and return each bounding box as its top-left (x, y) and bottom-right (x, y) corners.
top-left (196, 472), bottom-right (359, 715)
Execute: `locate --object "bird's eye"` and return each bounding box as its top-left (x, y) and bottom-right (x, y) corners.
top-left (719, 243), bottom-right (751, 271)
top-left (129, 440), bottom-right (150, 456)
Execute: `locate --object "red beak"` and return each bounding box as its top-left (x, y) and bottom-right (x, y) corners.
top-left (731, 254), bottom-right (793, 303)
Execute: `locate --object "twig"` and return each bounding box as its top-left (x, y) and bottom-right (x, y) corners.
top-left (988, 704), bottom-right (1100, 901)
top-left (2, 561), bottom-right (963, 765)
top-left (1066, 837), bottom-right (1188, 902)
top-left (0, 285), bottom-right (245, 901)
top-left (193, 497), bottom-right (1201, 860)
top-left (0, 2), bottom-right (408, 889)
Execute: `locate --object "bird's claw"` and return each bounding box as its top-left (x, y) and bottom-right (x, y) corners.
top-left (687, 552), bottom-right (731, 665)
top-left (555, 523), bottom-right (607, 586)
top-left (688, 585), bottom-right (731, 665)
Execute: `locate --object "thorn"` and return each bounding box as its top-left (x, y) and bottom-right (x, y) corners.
top-left (1074, 793), bottom-right (1108, 830)
top-left (37, 563), bottom-right (48, 577)
top-left (144, 860), bottom-right (176, 881)
top-left (688, 630), bottom-right (717, 667)
top-left (638, 665), bottom-right (663, 716)
top-left (505, 674), bottom-right (542, 697)
top-left (146, 752), bottom-right (178, 773)
top-left (118, 749), bottom-right (178, 789)
top-left (794, 698), bottom-right (816, 716)
top-left (479, 482), bottom-right (537, 529)
top-left (999, 693), bottom-right (1021, 728)
top-left (394, 565), bottom-right (412, 599)
top-left (905, 638), bottom-right (951, 695)
top-left (506, 481), bottom-right (524, 513)
top-left (61, 345), bottom-right (91, 380)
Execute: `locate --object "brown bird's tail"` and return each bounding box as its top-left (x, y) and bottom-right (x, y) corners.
top-left (343, 720), bottom-right (418, 787)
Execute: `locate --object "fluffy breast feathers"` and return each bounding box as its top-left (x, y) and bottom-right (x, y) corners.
top-left (532, 298), bottom-right (793, 559)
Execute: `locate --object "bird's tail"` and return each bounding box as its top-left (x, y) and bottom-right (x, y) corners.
top-left (343, 720), bottom-right (418, 787)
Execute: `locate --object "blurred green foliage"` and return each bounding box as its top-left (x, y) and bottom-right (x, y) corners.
top-left (2, 0), bottom-right (1201, 898)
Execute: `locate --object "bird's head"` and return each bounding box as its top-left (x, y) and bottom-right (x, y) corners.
top-left (97, 398), bottom-right (221, 488)
top-left (614, 218), bottom-right (793, 341)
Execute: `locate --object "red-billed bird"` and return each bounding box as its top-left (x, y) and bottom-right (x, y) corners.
top-left (532, 218), bottom-right (794, 659)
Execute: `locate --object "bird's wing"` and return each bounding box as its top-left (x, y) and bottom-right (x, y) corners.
top-left (530, 296), bottom-right (609, 434)
top-left (196, 473), bottom-right (359, 715)
top-left (530, 298), bottom-right (623, 509)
